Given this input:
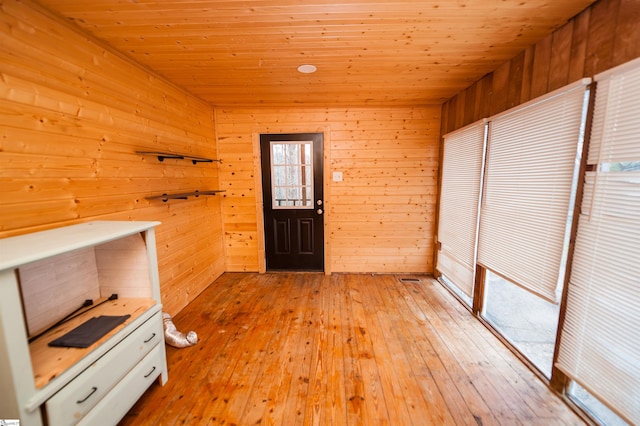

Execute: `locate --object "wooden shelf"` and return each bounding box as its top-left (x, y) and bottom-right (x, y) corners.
top-left (145, 190), bottom-right (225, 202)
top-left (136, 150), bottom-right (221, 164)
top-left (29, 298), bottom-right (156, 389)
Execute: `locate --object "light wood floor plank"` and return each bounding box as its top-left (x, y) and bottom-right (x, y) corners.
top-left (124, 272), bottom-right (252, 424)
top-left (416, 283), bottom-right (530, 424)
top-left (339, 275), bottom-right (370, 426)
top-left (390, 277), bottom-right (494, 426)
top-left (174, 273), bottom-right (270, 424)
top-left (120, 273), bottom-right (584, 426)
top-left (397, 279), bottom-right (509, 425)
top-left (419, 280), bottom-right (573, 423)
top-left (242, 274), bottom-right (316, 425)
top-left (375, 275), bottom-right (460, 425)
top-left (344, 274), bottom-right (392, 424)
top-left (279, 274), bottom-right (321, 425)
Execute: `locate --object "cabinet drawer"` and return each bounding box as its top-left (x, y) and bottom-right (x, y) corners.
top-left (46, 311), bottom-right (163, 425)
top-left (77, 344), bottom-right (164, 426)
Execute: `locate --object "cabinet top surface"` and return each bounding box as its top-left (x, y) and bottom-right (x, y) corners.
top-left (0, 221), bottom-right (161, 271)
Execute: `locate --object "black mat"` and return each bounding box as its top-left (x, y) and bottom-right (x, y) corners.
top-left (48, 315), bottom-right (131, 348)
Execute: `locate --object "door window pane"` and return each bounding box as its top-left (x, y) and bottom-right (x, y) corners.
top-left (271, 141), bottom-right (314, 209)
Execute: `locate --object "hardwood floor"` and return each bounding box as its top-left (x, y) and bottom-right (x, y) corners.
top-left (120, 273), bottom-right (584, 425)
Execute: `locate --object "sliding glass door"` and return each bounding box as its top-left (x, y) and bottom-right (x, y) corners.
top-left (477, 80), bottom-right (591, 377)
top-left (555, 57), bottom-right (640, 426)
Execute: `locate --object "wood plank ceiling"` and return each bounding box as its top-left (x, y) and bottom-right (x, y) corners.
top-left (34, 0), bottom-right (596, 107)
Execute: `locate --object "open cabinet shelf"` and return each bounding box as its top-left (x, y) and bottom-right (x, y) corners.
top-left (0, 221), bottom-right (168, 426)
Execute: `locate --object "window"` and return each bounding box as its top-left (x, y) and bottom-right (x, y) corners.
top-left (477, 79), bottom-right (590, 304)
top-left (555, 57), bottom-right (640, 426)
top-left (270, 141), bottom-right (313, 208)
top-left (437, 121), bottom-right (486, 304)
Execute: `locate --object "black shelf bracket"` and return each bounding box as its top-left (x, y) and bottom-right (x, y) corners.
top-left (137, 151), bottom-right (221, 165)
top-left (146, 190), bottom-right (226, 202)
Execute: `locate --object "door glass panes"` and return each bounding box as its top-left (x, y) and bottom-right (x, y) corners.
top-left (271, 141), bottom-right (313, 208)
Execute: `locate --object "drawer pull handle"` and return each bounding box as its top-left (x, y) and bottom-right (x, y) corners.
top-left (144, 333), bottom-right (156, 343)
top-left (144, 366), bottom-right (157, 378)
top-left (77, 386), bottom-right (98, 404)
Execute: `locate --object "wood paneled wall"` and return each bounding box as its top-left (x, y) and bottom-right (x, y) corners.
top-left (0, 0), bottom-right (224, 315)
top-left (215, 106), bottom-right (441, 273)
top-left (440, 0), bottom-right (640, 135)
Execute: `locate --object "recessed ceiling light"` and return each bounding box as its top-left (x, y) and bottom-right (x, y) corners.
top-left (297, 64), bottom-right (317, 74)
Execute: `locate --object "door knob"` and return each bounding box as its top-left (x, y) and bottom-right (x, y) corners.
top-left (317, 208), bottom-right (323, 215)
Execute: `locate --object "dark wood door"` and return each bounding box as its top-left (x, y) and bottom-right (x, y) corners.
top-left (260, 133), bottom-right (324, 271)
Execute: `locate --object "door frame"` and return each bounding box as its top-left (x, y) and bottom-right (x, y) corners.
top-left (252, 127), bottom-right (331, 274)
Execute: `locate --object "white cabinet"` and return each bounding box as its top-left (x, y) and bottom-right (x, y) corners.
top-left (0, 221), bottom-right (168, 425)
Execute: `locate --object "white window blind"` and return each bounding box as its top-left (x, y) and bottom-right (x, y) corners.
top-left (555, 57), bottom-right (640, 426)
top-left (437, 121), bottom-right (486, 298)
top-left (477, 79), bottom-right (590, 303)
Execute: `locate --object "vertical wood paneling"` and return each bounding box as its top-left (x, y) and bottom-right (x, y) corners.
top-left (584, 0), bottom-right (620, 76)
top-left (507, 52), bottom-right (526, 109)
top-left (454, 91), bottom-right (466, 130)
top-left (530, 34), bottom-right (553, 99)
top-left (612, 0), bottom-right (640, 66)
top-left (463, 86), bottom-right (476, 128)
top-left (548, 22), bottom-right (574, 91)
top-left (216, 106), bottom-right (440, 274)
top-left (477, 74), bottom-right (494, 120)
top-left (441, 0), bottom-right (635, 137)
top-left (568, 9), bottom-right (591, 81)
top-left (440, 102), bottom-right (450, 138)
top-left (490, 62), bottom-right (510, 116)
top-left (471, 81), bottom-right (484, 123)
top-left (520, 47), bottom-right (535, 103)
top-left (446, 96), bottom-right (458, 136)
top-left (0, 0), bottom-right (224, 315)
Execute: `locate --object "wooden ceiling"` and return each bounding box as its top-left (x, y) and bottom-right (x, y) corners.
top-left (35, 0), bottom-right (595, 107)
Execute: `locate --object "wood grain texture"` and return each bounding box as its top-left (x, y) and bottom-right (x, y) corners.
top-left (530, 34), bottom-right (553, 100)
top-left (215, 106), bottom-right (440, 274)
top-left (440, 0), bottom-right (638, 137)
top-left (32, 0), bottom-right (595, 107)
top-left (0, 0), bottom-right (224, 315)
top-left (507, 51), bottom-right (525, 110)
top-left (548, 21), bottom-right (574, 91)
top-left (584, 0), bottom-right (620, 76)
top-left (612, 0), bottom-right (640, 67)
top-left (489, 62), bottom-right (510, 116)
top-left (120, 272), bottom-right (585, 425)
top-left (30, 298), bottom-right (154, 389)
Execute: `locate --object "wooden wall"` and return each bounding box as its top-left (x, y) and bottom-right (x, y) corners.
top-left (0, 0), bottom-right (225, 315)
top-left (440, 0), bottom-right (640, 135)
top-left (215, 107), bottom-right (441, 274)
